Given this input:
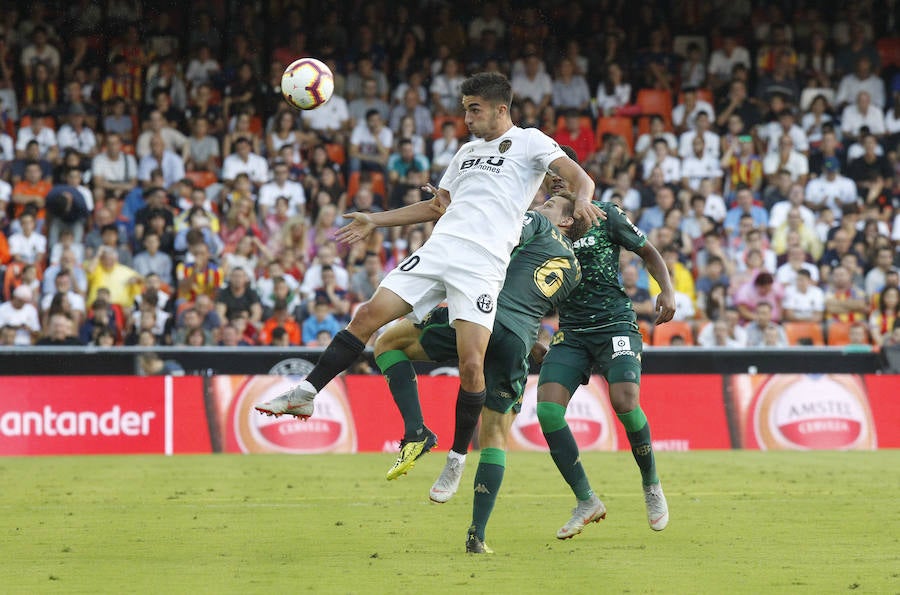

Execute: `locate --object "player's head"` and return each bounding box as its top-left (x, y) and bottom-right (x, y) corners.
top-left (536, 190), bottom-right (590, 241)
top-left (460, 72), bottom-right (512, 138)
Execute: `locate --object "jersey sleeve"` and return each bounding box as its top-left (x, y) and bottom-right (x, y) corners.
top-left (605, 203), bottom-right (647, 252)
top-left (438, 141), bottom-right (467, 190)
top-left (518, 210), bottom-right (545, 245)
top-left (528, 129), bottom-right (567, 172)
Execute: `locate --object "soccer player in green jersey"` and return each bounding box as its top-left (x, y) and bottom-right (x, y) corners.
top-left (372, 192), bottom-right (588, 554)
top-left (538, 197), bottom-right (677, 539)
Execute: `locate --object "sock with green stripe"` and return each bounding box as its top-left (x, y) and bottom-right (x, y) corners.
top-left (537, 401), bottom-right (594, 500)
top-left (375, 350), bottom-right (424, 441)
top-left (617, 406), bottom-right (659, 486)
top-left (470, 447), bottom-right (505, 541)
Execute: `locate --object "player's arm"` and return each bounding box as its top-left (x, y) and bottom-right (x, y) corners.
top-left (337, 187), bottom-right (447, 244)
top-left (548, 155), bottom-right (603, 226)
top-left (636, 242), bottom-right (676, 324)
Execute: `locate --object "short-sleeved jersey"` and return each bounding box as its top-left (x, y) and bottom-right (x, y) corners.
top-left (436, 126), bottom-right (565, 267)
top-left (559, 201), bottom-right (647, 331)
top-left (495, 210), bottom-right (581, 348)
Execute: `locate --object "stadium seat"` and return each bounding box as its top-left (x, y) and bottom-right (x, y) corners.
top-left (432, 115), bottom-right (467, 140)
top-left (636, 89), bottom-right (673, 124)
top-left (652, 320), bottom-right (694, 346)
top-left (826, 321), bottom-right (853, 346)
top-left (325, 143), bottom-right (346, 165)
top-left (876, 37), bottom-right (900, 68)
top-left (249, 115), bottom-right (263, 136)
top-left (638, 320), bottom-right (653, 345)
top-left (185, 170), bottom-right (218, 189)
top-left (595, 116), bottom-right (634, 150)
top-left (347, 171), bottom-right (386, 199)
top-left (677, 88), bottom-right (714, 105)
top-left (555, 115), bottom-right (594, 133)
top-left (784, 322), bottom-right (825, 346)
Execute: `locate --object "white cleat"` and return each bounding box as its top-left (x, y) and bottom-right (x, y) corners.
top-left (254, 381), bottom-right (316, 419)
top-left (556, 494), bottom-right (607, 540)
top-left (429, 455), bottom-right (465, 503)
top-left (644, 482), bottom-right (669, 531)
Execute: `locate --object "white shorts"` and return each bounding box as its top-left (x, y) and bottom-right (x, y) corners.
top-left (380, 235), bottom-right (506, 331)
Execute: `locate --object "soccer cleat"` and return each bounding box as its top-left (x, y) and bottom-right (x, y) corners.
top-left (254, 381), bottom-right (316, 419)
top-left (556, 494), bottom-right (607, 540)
top-left (465, 526), bottom-right (493, 554)
top-left (644, 482), bottom-right (669, 531)
top-left (386, 428), bottom-right (438, 480)
top-left (429, 454), bottom-right (465, 503)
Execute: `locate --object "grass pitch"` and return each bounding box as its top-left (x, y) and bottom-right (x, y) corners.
top-left (1, 451), bottom-right (898, 594)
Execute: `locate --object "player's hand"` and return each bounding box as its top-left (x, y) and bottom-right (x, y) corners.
top-left (654, 291), bottom-right (676, 325)
top-left (530, 341), bottom-right (549, 365)
top-left (337, 212), bottom-right (376, 244)
top-left (574, 197), bottom-right (606, 227)
top-left (422, 183), bottom-right (450, 210)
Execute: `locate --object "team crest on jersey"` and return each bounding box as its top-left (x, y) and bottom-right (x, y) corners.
top-left (476, 294), bottom-right (494, 313)
top-left (499, 139), bottom-right (512, 153)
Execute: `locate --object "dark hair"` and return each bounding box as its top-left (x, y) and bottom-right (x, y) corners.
top-left (460, 72), bottom-right (512, 107)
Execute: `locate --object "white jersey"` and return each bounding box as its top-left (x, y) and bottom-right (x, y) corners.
top-left (436, 126), bottom-right (565, 266)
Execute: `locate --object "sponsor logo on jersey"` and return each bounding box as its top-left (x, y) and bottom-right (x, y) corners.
top-left (476, 293), bottom-right (494, 313)
top-left (460, 156), bottom-right (506, 173)
top-left (572, 235), bottom-right (597, 249)
top-left (499, 139), bottom-right (512, 153)
top-left (611, 335), bottom-right (636, 358)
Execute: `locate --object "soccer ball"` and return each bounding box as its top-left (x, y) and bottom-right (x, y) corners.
top-left (281, 57), bottom-right (334, 111)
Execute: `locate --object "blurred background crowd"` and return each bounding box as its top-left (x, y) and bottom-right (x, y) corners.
top-left (0, 0), bottom-right (898, 352)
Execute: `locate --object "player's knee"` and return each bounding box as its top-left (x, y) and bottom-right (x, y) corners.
top-left (347, 301), bottom-right (381, 338)
top-left (609, 383), bottom-right (640, 414)
top-left (456, 357), bottom-right (484, 389)
top-left (536, 400), bottom-right (567, 432)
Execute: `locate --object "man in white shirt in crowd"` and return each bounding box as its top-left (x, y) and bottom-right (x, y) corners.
top-left (511, 52), bottom-right (553, 112)
top-left (681, 135), bottom-right (723, 192)
top-left (760, 109), bottom-right (809, 155)
top-left (697, 307), bottom-right (748, 347)
top-left (864, 246), bottom-right (896, 296)
top-left (15, 115), bottom-right (58, 163)
top-left (678, 111), bottom-right (719, 160)
top-left (8, 212), bottom-right (46, 264)
top-left (781, 269), bottom-right (825, 321)
top-left (258, 160), bottom-right (306, 218)
top-left (302, 89), bottom-right (350, 144)
top-left (672, 86), bottom-right (715, 133)
top-left (840, 91), bottom-right (886, 141)
top-left (763, 135), bottom-right (809, 184)
top-left (56, 105), bottom-right (98, 161)
top-left (776, 245), bottom-right (820, 286)
top-left (708, 34), bottom-right (751, 90)
top-left (138, 133), bottom-right (185, 189)
top-left (805, 156), bottom-right (858, 217)
top-left (769, 182), bottom-right (816, 231)
top-left (835, 56), bottom-right (885, 109)
top-left (0, 285), bottom-right (41, 345)
top-left (91, 132), bottom-right (138, 202)
top-left (642, 138), bottom-right (681, 184)
top-left (349, 109), bottom-right (393, 173)
top-left (136, 109), bottom-right (188, 159)
top-left (221, 136), bottom-right (269, 187)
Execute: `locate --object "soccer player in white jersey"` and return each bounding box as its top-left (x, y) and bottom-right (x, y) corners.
top-left (255, 73), bottom-right (601, 452)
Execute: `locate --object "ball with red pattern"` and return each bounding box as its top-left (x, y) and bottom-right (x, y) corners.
top-left (281, 57), bottom-right (335, 111)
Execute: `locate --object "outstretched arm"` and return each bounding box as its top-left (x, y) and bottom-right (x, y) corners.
top-left (337, 184), bottom-right (448, 244)
top-left (636, 242), bottom-right (676, 325)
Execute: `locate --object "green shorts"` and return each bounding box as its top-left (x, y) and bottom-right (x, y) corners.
top-left (538, 325), bottom-right (643, 396)
top-left (416, 307), bottom-right (526, 414)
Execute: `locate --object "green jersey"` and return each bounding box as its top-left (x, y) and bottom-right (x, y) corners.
top-left (495, 211), bottom-right (582, 349)
top-left (559, 201), bottom-right (647, 331)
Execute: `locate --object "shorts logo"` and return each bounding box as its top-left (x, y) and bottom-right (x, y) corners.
top-left (612, 335), bottom-right (636, 359)
top-left (499, 139), bottom-right (512, 153)
top-left (476, 294), bottom-right (494, 313)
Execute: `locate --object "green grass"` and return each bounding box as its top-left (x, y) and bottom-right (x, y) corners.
top-left (1, 451), bottom-right (898, 594)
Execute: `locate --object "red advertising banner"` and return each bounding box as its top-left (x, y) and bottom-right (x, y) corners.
top-left (0, 376), bottom-right (208, 455)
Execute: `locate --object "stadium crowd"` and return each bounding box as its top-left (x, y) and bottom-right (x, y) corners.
top-left (0, 1), bottom-right (899, 351)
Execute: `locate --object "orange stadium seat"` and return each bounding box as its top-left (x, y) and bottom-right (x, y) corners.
top-left (325, 143), bottom-right (346, 165)
top-left (555, 115), bottom-right (594, 133)
top-left (677, 88), bottom-right (714, 105)
top-left (185, 170), bottom-right (218, 189)
top-left (784, 322), bottom-right (825, 346)
top-left (347, 171), bottom-right (386, 199)
top-left (638, 320), bottom-right (653, 345)
top-left (876, 37), bottom-right (900, 68)
top-left (249, 115), bottom-right (263, 136)
top-left (826, 321), bottom-right (853, 346)
top-left (595, 116), bottom-right (634, 150)
top-left (652, 320), bottom-right (694, 346)
top-left (432, 115), bottom-right (467, 140)
top-left (636, 89), bottom-right (673, 123)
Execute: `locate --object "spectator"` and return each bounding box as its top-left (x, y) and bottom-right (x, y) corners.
top-left (673, 86), bottom-right (715, 134)
top-left (349, 251), bottom-right (384, 303)
top-left (301, 86), bottom-right (350, 144)
top-left (634, 115), bottom-right (677, 161)
top-left (678, 111), bottom-right (719, 160)
top-left (708, 34), bottom-right (751, 90)
top-left (734, 271), bottom-right (784, 322)
top-left (846, 133), bottom-right (893, 194)
top-left (175, 240), bottom-right (221, 304)
top-left (703, 319), bottom-right (746, 348)
top-left (132, 232), bottom-right (173, 285)
top-left (600, 170), bottom-right (641, 213)
top-left (260, 298), bottom-right (301, 345)
top-left (35, 313), bottom-right (82, 345)
top-left (78, 298), bottom-right (118, 345)
top-left (824, 265), bottom-right (869, 323)
top-left (621, 264), bottom-right (654, 324)
top-left (40, 269), bottom-right (86, 324)
top-left (760, 109), bottom-right (809, 155)
top-left (836, 56), bottom-right (885, 109)
top-left (782, 269), bottom-right (826, 322)
top-left (0, 285), bottom-right (41, 345)
top-left (219, 323), bottom-right (250, 347)
top-left (268, 325), bottom-right (290, 347)
top-left (135, 109), bottom-right (187, 159)
top-left (91, 133), bottom-right (138, 203)
top-left (724, 188), bottom-right (768, 237)
top-left (20, 26), bottom-right (60, 81)
top-left (386, 139), bottom-right (429, 186)
top-left (431, 120), bottom-right (460, 177)
top-left (348, 109), bottom-right (393, 174)
top-left (301, 295), bottom-right (341, 345)
top-left (648, 244), bottom-right (695, 305)
top-left (85, 246), bottom-right (143, 309)
top-left (221, 136), bottom-right (269, 187)
top-left (841, 92), bottom-right (886, 141)
top-left (735, 227), bottom-right (777, 273)
top-left (45, 167), bottom-right (93, 246)
top-left (8, 212), bottom-right (46, 264)
top-left (512, 52), bottom-right (553, 112)
top-left (553, 110), bottom-right (596, 165)
top-left (551, 58), bottom-right (590, 113)
top-left (138, 133), bottom-right (185, 189)
top-left (763, 135), bottom-right (809, 184)
top-left (12, 161), bottom-right (52, 223)
top-left (215, 267), bottom-right (262, 325)
top-left (173, 307), bottom-right (211, 346)
top-left (348, 78), bottom-right (390, 128)
top-left (681, 134), bottom-right (723, 192)
top-left (637, 186), bottom-right (676, 234)
top-left (184, 117), bottom-right (220, 172)
top-left (869, 286), bottom-right (900, 346)
top-left (776, 245), bottom-right (821, 286)
top-left (430, 57), bottom-right (466, 116)
top-left (865, 247), bottom-right (895, 296)
top-left (56, 105), bottom-right (97, 160)
top-left (258, 160), bottom-right (305, 218)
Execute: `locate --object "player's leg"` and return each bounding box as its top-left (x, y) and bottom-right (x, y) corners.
top-left (374, 317), bottom-right (444, 480)
top-left (606, 333), bottom-right (668, 530)
top-left (465, 408), bottom-right (514, 554)
top-left (537, 333), bottom-right (606, 539)
top-left (255, 287), bottom-right (413, 417)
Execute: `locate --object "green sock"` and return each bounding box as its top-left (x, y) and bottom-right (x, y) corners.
top-left (537, 401), bottom-right (594, 500)
top-left (375, 350), bottom-right (424, 441)
top-left (470, 447), bottom-right (505, 541)
top-left (617, 407), bottom-right (659, 486)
